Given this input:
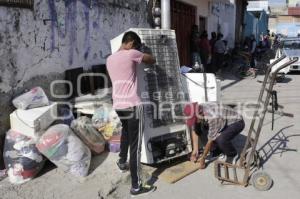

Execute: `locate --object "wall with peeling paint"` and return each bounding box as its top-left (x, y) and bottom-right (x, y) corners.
top-left (0, 0), bottom-right (151, 135)
top-left (207, 0), bottom-right (236, 48)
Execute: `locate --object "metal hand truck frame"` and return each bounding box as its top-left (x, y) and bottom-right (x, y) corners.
top-left (214, 55), bottom-right (298, 191)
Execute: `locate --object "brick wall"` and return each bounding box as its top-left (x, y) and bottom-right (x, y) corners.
top-left (288, 7), bottom-right (300, 16)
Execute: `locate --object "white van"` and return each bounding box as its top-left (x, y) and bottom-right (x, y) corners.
top-left (272, 37), bottom-right (300, 75)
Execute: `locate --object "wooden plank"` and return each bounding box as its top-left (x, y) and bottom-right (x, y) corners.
top-left (143, 160), bottom-right (200, 184)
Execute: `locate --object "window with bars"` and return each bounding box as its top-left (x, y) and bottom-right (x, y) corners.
top-left (0, 0), bottom-right (33, 9)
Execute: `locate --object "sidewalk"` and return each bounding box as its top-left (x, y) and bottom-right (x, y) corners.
top-left (0, 152), bottom-right (130, 199)
top-left (137, 72), bottom-right (300, 199)
top-left (0, 72), bottom-right (299, 199)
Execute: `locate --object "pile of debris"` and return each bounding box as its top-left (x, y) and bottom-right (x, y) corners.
top-left (1, 86), bottom-right (122, 184)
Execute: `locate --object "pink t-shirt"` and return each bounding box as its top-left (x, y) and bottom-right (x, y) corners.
top-left (106, 49), bottom-right (143, 109)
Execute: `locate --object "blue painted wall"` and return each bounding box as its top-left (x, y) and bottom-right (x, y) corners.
top-left (243, 10), bottom-right (269, 41)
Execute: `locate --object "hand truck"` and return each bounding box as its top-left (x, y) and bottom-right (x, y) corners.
top-left (214, 55), bottom-right (298, 191)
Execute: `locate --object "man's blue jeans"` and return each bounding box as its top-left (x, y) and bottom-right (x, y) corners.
top-left (214, 120), bottom-right (245, 157)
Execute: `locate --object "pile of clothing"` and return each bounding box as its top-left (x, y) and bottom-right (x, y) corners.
top-left (71, 116), bottom-right (106, 154)
top-left (74, 89), bottom-right (122, 153)
top-left (3, 130), bottom-right (45, 184)
top-left (36, 124), bottom-right (91, 177)
top-left (12, 87), bottom-right (49, 110)
top-left (92, 103), bottom-right (122, 140)
top-left (1, 87), bottom-right (123, 184)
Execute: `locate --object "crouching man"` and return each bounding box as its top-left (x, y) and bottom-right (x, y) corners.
top-left (184, 102), bottom-right (245, 169)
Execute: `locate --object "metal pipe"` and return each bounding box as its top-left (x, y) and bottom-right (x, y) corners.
top-left (161, 0), bottom-right (171, 29)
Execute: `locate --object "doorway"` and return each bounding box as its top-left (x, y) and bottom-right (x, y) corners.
top-left (199, 16), bottom-right (206, 34)
top-left (171, 0), bottom-right (196, 66)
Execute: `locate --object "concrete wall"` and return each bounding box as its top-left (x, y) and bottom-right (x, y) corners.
top-left (0, 0), bottom-right (151, 135)
top-left (179, 0), bottom-right (209, 22)
top-left (244, 11), bottom-right (256, 38)
top-left (244, 10), bottom-right (268, 40)
top-left (207, 0), bottom-right (236, 48)
top-left (269, 15), bottom-right (300, 36)
top-left (258, 11), bottom-right (269, 38)
top-left (178, 0), bottom-right (236, 47)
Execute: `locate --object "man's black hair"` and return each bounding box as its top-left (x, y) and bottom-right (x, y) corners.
top-left (122, 31), bottom-right (142, 49)
top-left (211, 31), bottom-right (217, 38)
top-left (217, 33), bottom-right (223, 40)
top-left (201, 30), bottom-right (208, 38)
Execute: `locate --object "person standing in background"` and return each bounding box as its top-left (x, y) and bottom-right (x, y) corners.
top-left (249, 34), bottom-right (257, 68)
top-left (199, 31), bottom-right (211, 72)
top-left (190, 25), bottom-right (202, 66)
top-left (209, 32), bottom-right (217, 73)
top-left (213, 33), bottom-right (226, 74)
top-left (209, 32), bottom-right (217, 54)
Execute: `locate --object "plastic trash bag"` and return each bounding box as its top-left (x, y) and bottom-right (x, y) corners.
top-left (180, 66), bottom-right (193, 74)
top-left (71, 116), bottom-right (106, 154)
top-left (0, 169), bottom-right (7, 181)
top-left (12, 87), bottom-right (49, 110)
top-left (107, 135), bottom-right (121, 153)
top-left (3, 130), bottom-right (45, 184)
top-left (92, 103), bottom-right (122, 140)
top-left (36, 124), bottom-right (91, 177)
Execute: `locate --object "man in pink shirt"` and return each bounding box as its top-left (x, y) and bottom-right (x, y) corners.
top-left (106, 31), bottom-right (156, 197)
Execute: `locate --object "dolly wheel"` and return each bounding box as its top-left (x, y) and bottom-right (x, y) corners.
top-left (252, 171), bottom-right (273, 191)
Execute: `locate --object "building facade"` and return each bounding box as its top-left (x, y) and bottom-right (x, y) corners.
top-left (269, 0), bottom-right (300, 36)
top-left (0, 0), bottom-right (152, 136)
top-left (169, 0), bottom-right (247, 66)
top-left (0, 0), bottom-right (248, 138)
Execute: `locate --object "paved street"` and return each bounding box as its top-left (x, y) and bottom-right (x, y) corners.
top-left (136, 72), bottom-right (300, 199)
top-left (1, 1), bottom-right (298, 199)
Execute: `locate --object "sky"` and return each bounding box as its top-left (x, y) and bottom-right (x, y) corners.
top-left (269, 0), bottom-right (300, 7)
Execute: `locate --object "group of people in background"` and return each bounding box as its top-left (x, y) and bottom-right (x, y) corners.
top-left (190, 25), bottom-right (280, 76)
top-left (243, 30), bottom-right (278, 69)
top-left (190, 25), bottom-right (228, 75)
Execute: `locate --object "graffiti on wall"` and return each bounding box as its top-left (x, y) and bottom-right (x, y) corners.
top-left (211, 1), bottom-right (234, 17)
top-left (208, 1), bottom-right (235, 47)
top-left (47, 0), bottom-right (143, 65)
top-left (0, 0), bottom-right (148, 93)
top-left (48, 0), bottom-right (81, 65)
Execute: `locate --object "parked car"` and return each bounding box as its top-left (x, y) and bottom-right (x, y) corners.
top-left (271, 37), bottom-right (300, 78)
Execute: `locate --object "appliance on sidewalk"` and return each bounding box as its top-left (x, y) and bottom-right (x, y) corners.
top-left (10, 102), bottom-right (58, 140)
top-left (181, 73), bottom-right (220, 103)
top-left (110, 29), bottom-right (192, 164)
